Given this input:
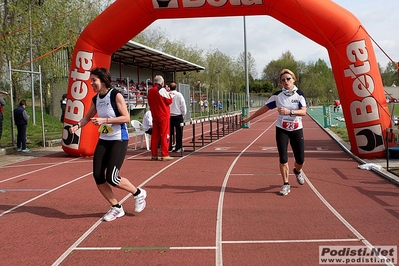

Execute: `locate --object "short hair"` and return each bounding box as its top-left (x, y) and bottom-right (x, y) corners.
top-left (279, 69), bottom-right (297, 81)
top-left (19, 100), bottom-right (27, 106)
top-left (90, 67), bottom-right (112, 88)
top-left (169, 82), bottom-right (177, 91)
top-left (154, 75), bottom-right (164, 85)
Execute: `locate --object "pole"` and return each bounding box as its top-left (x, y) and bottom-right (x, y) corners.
top-left (39, 65), bottom-right (45, 147)
top-left (8, 61), bottom-right (15, 145)
top-left (29, 4), bottom-right (36, 124)
top-left (243, 16), bottom-right (250, 108)
top-left (216, 70), bottom-right (220, 114)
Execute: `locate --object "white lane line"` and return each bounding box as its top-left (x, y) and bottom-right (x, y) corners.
top-left (52, 136), bottom-right (227, 266)
top-left (0, 161), bottom-right (84, 169)
top-left (222, 238), bottom-right (359, 244)
top-left (304, 175), bottom-right (394, 266)
top-left (74, 246), bottom-right (217, 251)
top-left (0, 188), bottom-right (51, 192)
top-left (51, 159), bottom-right (185, 266)
top-left (215, 120), bottom-right (276, 266)
top-left (0, 173), bottom-right (91, 217)
top-left (0, 157), bottom-right (81, 184)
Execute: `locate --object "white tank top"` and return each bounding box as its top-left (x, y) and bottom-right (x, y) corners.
top-left (95, 89), bottom-right (129, 141)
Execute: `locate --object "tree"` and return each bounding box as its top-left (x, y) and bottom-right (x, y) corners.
top-left (381, 61), bottom-right (399, 87)
top-left (300, 59), bottom-right (336, 104)
top-left (0, 1), bottom-right (104, 108)
top-left (261, 51), bottom-right (299, 88)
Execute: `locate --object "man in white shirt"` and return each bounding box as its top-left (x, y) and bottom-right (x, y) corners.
top-left (142, 109), bottom-right (153, 135)
top-left (169, 83), bottom-right (186, 152)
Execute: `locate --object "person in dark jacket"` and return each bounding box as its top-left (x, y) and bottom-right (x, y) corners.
top-left (14, 100), bottom-right (30, 152)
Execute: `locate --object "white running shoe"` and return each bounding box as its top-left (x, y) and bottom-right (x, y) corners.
top-left (293, 168), bottom-right (305, 185)
top-left (103, 205), bottom-right (125, 222)
top-left (279, 184), bottom-right (291, 196)
top-left (134, 188), bottom-right (147, 213)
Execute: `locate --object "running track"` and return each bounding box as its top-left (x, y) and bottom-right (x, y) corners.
top-left (0, 112), bottom-right (398, 265)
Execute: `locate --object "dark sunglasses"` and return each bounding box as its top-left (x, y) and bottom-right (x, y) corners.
top-left (281, 77), bottom-right (292, 82)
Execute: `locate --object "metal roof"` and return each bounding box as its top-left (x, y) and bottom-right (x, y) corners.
top-left (112, 40), bottom-right (205, 73)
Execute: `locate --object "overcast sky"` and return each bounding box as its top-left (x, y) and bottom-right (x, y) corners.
top-left (144, 0), bottom-right (399, 78)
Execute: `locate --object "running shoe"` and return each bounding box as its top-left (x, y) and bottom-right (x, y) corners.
top-left (151, 156), bottom-right (159, 161)
top-left (103, 205), bottom-right (125, 222)
top-left (134, 188), bottom-right (147, 213)
top-left (17, 148), bottom-right (22, 152)
top-left (21, 148), bottom-right (30, 153)
top-left (279, 184), bottom-right (291, 196)
top-left (161, 156), bottom-right (174, 161)
top-left (293, 168), bottom-right (305, 185)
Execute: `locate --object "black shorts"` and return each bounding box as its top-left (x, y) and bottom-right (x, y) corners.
top-left (275, 127), bottom-right (304, 165)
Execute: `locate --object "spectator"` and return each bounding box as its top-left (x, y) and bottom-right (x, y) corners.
top-left (60, 94), bottom-right (67, 123)
top-left (142, 109), bottom-right (153, 135)
top-left (13, 100), bottom-right (30, 152)
top-left (218, 100), bottom-right (223, 111)
top-left (333, 100), bottom-right (341, 112)
top-left (203, 99), bottom-right (209, 112)
top-left (147, 75), bottom-right (173, 161)
top-left (169, 82), bottom-right (187, 153)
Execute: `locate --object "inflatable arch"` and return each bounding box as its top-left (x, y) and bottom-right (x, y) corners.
top-left (62, 0), bottom-right (391, 159)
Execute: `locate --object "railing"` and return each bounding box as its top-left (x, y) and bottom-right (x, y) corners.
top-left (178, 113), bottom-right (242, 156)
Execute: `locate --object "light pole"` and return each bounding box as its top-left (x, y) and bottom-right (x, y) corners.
top-left (198, 81), bottom-right (202, 116)
top-left (216, 70), bottom-right (220, 113)
top-left (29, 3), bottom-right (36, 124)
top-left (243, 16), bottom-right (250, 108)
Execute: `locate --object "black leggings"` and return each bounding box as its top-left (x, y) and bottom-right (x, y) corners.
top-left (93, 139), bottom-right (128, 186)
top-left (275, 127), bottom-right (304, 165)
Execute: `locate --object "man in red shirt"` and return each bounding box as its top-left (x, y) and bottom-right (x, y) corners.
top-left (147, 75), bottom-right (173, 160)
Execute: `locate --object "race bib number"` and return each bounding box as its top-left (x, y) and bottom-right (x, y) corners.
top-left (282, 117), bottom-right (299, 131)
top-left (98, 124), bottom-right (114, 134)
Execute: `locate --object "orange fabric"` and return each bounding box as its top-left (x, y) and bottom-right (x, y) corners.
top-left (62, 0), bottom-right (390, 158)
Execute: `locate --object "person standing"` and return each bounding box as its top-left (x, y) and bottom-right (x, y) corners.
top-left (0, 94), bottom-right (6, 147)
top-left (147, 75), bottom-right (173, 161)
top-left (13, 100), bottom-right (30, 152)
top-left (142, 109), bottom-right (153, 135)
top-left (333, 100), bottom-right (341, 112)
top-left (69, 67), bottom-right (147, 222)
top-left (242, 69), bottom-right (307, 196)
top-left (169, 82), bottom-right (187, 152)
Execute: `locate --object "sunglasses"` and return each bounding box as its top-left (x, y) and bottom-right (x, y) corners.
top-left (280, 77), bottom-right (292, 82)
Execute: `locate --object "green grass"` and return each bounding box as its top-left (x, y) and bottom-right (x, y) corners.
top-left (329, 126), bottom-right (349, 142)
top-left (0, 103), bottom-right (63, 148)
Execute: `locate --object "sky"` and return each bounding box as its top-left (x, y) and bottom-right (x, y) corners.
top-left (143, 0), bottom-right (399, 78)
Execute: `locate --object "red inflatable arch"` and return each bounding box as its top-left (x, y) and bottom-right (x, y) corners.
top-left (62, 0), bottom-right (391, 159)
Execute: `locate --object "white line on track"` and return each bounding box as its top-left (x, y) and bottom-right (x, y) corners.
top-left (215, 113), bottom-right (394, 266)
top-left (215, 118), bottom-right (275, 266)
top-left (0, 172), bottom-right (92, 217)
top-left (52, 135), bottom-right (228, 266)
top-left (54, 113), bottom-right (394, 266)
top-left (222, 238), bottom-right (359, 244)
top-left (304, 174), bottom-right (394, 266)
top-left (74, 246), bottom-right (217, 250)
top-left (0, 157), bottom-right (81, 184)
